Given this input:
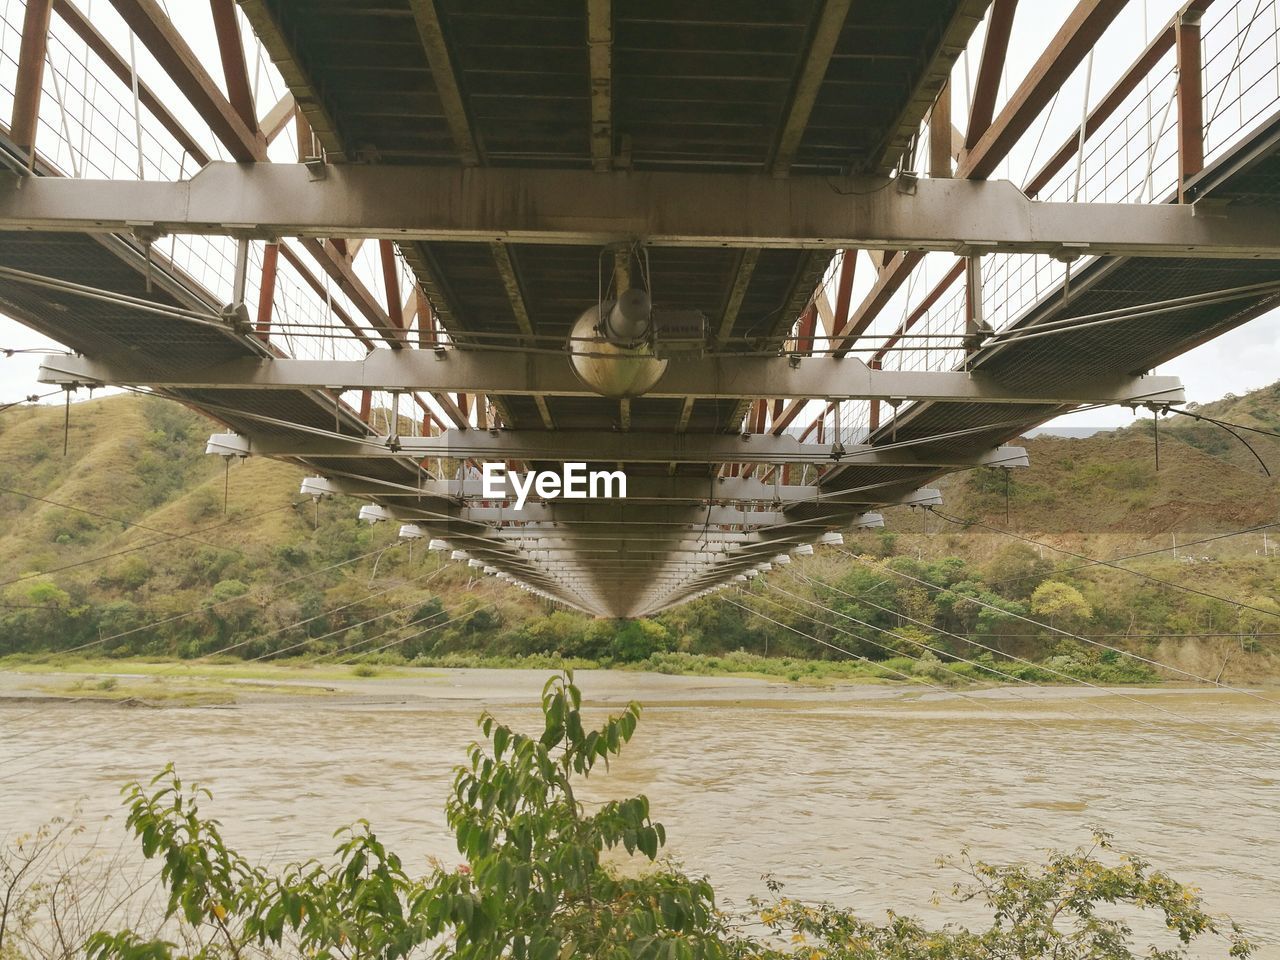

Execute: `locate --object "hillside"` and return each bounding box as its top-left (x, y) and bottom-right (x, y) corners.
top-left (912, 392), bottom-right (1280, 535)
top-left (1, 388), bottom-right (1278, 682)
top-left (0, 393), bottom-right (543, 660)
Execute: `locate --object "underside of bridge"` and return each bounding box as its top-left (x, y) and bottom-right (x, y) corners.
top-left (2, 0), bottom-right (1279, 616)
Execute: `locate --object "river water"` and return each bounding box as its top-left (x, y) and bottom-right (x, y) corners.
top-left (1, 668), bottom-right (1277, 955)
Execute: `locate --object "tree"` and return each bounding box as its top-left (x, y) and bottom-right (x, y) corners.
top-left (96, 600), bottom-right (146, 654)
top-left (87, 672), bottom-right (730, 960)
top-left (517, 610), bottom-right (588, 657)
top-left (1030, 580), bottom-right (1093, 632)
top-left (752, 834), bottom-right (1252, 960)
top-left (610, 618), bottom-right (672, 662)
top-left (0, 578), bottom-right (75, 653)
top-left (1236, 596), bottom-right (1280, 640)
top-left (983, 543), bottom-right (1053, 600)
top-left (8, 578), bottom-right (71, 610)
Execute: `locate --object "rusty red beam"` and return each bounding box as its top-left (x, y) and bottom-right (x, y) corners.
top-left (300, 238), bottom-right (406, 349)
top-left (830, 250), bottom-right (856, 333)
top-left (831, 251), bottom-right (925, 356)
top-left (965, 0), bottom-right (1018, 151)
top-left (208, 0), bottom-right (257, 134)
top-left (871, 258), bottom-right (966, 366)
top-left (107, 0), bottom-right (262, 161)
top-left (295, 109), bottom-right (313, 160)
top-left (379, 239), bottom-right (405, 331)
top-left (434, 392), bottom-right (470, 431)
top-left (740, 399), bottom-right (769, 478)
top-left (832, 0), bottom-right (1132, 362)
top-left (801, 407), bottom-right (830, 443)
top-left (770, 297), bottom-right (825, 433)
top-left (959, 0), bottom-right (1130, 180)
top-left (929, 80), bottom-right (953, 177)
top-left (53, 1), bottom-right (212, 162)
top-left (423, 304), bottom-right (437, 348)
top-left (100, 2), bottom-right (446, 383)
top-left (1025, 0), bottom-right (1217, 198)
top-left (794, 302), bottom-right (818, 354)
top-left (413, 395), bottom-right (444, 433)
top-left (255, 241), bottom-right (279, 340)
top-left (770, 396), bottom-right (810, 436)
top-left (1176, 8), bottom-right (1205, 199)
top-left (276, 242), bottom-right (376, 352)
top-left (11, 0), bottom-right (54, 152)
top-left (55, 0), bottom-right (414, 414)
top-left (261, 92), bottom-right (295, 145)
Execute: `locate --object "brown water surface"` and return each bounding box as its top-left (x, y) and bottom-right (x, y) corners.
top-left (1, 668), bottom-right (1276, 955)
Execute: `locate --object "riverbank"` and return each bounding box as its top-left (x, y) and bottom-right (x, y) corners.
top-left (0, 648), bottom-right (1148, 705)
top-left (0, 654), bottom-right (1266, 710)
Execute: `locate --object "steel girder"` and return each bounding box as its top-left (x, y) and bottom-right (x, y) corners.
top-left (39, 354), bottom-right (1187, 406)
top-left (300, 473), bottom-right (943, 507)
top-left (4, 163), bottom-right (1280, 258)
top-left (210, 430), bottom-right (1029, 468)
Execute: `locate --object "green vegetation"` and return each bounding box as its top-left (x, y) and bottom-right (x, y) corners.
top-left (0, 656), bottom-right (412, 682)
top-left (2, 674), bottom-right (1251, 958)
top-left (2, 390), bottom-right (1279, 685)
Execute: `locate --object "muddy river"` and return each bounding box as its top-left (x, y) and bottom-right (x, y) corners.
top-left (1, 668), bottom-right (1277, 955)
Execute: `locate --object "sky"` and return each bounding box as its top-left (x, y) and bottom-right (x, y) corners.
top-left (1, 0), bottom-right (1277, 428)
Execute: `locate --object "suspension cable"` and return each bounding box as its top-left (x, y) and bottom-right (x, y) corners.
top-left (1165, 407), bottom-right (1279, 476)
top-left (782, 567), bottom-right (1280, 715)
top-left (717, 593), bottom-right (1059, 736)
top-left (0, 588), bottom-right (508, 782)
top-left (982, 520), bottom-right (1280, 589)
top-left (231, 569), bottom-right (450, 664)
top-left (0, 548), bottom-right (467, 769)
top-left (0, 496), bottom-right (299, 590)
top-left (0, 484), bottom-right (261, 553)
top-left (320, 608), bottom-right (450, 663)
top-left (332, 603), bottom-right (497, 664)
top-left (207, 586), bottom-right (434, 663)
top-left (792, 568), bottom-right (1280, 708)
top-left (0, 389), bottom-right (64, 412)
top-left (759, 579), bottom-right (1082, 693)
top-left (0, 542), bottom-right (427, 732)
top-left (835, 544), bottom-right (1280, 697)
top-left (744, 582), bottom-right (1277, 797)
top-left (930, 511), bottom-right (1280, 623)
top-left (51, 541), bottom-right (398, 657)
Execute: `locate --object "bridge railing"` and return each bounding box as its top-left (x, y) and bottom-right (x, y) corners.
top-left (810, 0), bottom-right (1280, 459)
top-left (0, 0), bottom-right (393, 372)
top-left (1203, 0), bottom-right (1280, 159)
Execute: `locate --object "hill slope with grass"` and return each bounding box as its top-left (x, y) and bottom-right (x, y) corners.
top-left (926, 389), bottom-right (1280, 534)
top-left (1, 388), bottom-right (1278, 682)
top-left (0, 393), bottom-right (541, 661)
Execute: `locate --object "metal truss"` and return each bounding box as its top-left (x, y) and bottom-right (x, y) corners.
top-left (39, 355), bottom-right (1187, 407)
top-left (300, 473), bottom-right (943, 507)
top-left (3, 162), bottom-right (1280, 258)
top-left (209, 429), bottom-right (1029, 468)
